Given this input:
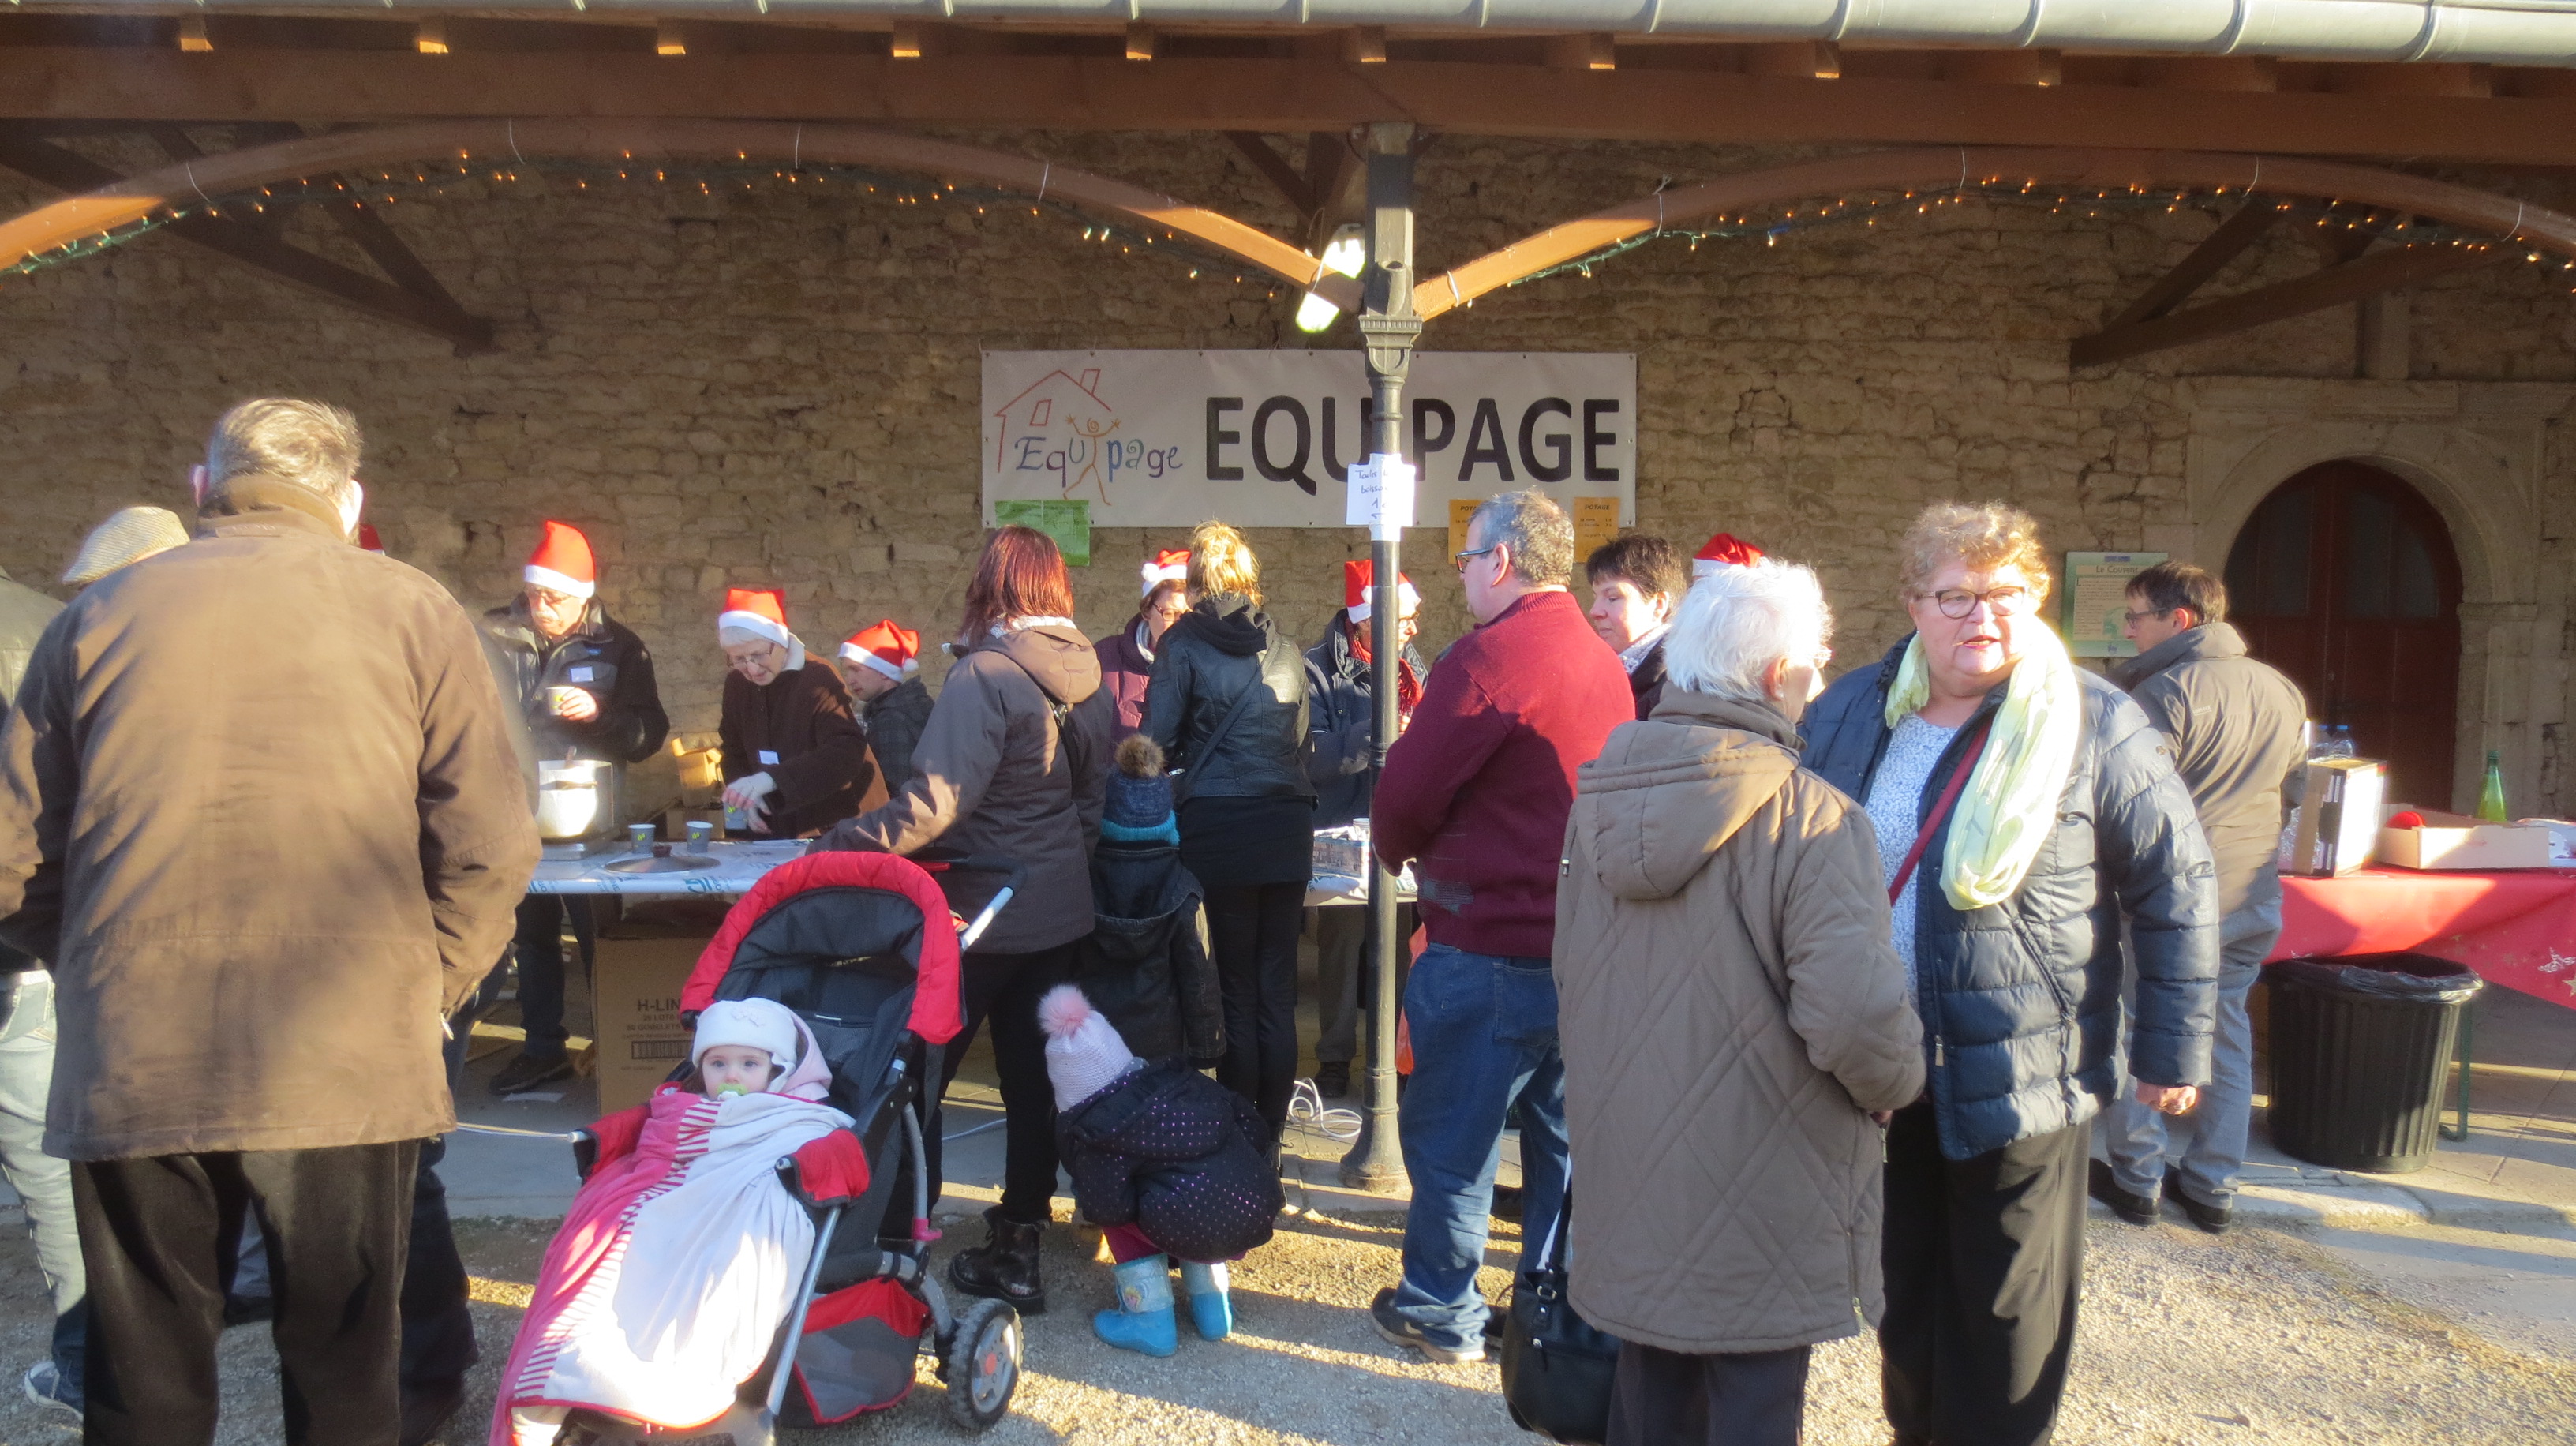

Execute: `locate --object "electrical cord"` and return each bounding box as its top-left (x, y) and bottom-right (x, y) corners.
top-left (1288, 1077), bottom-right (1361, 1143)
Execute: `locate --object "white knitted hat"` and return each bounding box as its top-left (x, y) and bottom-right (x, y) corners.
top-left (1038, 985), bottom-right (1138, 1111)
top-left (691, 998), bottom-right (802, 1076)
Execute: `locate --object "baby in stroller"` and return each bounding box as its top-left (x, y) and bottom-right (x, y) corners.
top-left (489, 998), bottom-right (867, 1445)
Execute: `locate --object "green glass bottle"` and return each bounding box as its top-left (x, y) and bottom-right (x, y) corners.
top-left (2478, 750), bottom-right (2510, 823)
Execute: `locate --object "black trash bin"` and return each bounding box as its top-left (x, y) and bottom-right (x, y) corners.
top-left (2266, 953), bottom-right (2483, 1174)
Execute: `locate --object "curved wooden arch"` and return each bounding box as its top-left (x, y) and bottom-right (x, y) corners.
top-left (0, 118), bottom-right (1363, 309)
top-left (1415, 146), bottom-right (2576, 320)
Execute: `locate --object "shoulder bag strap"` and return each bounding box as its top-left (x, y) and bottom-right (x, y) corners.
top-left (1170, 659), bottom-right (1267, 806)
top-left (1887, 717), bottom-right (1995, 905)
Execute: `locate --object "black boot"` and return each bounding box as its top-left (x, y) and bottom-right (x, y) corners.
top-left (948, 1205), bottom-right (1046, 1315)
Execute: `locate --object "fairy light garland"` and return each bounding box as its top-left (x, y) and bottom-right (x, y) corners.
top-left (6, 160), bottom-right (2571, 303)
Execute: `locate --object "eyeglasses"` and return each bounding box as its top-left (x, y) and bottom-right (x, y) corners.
top-left (1453, 544), bottom-right (1500, 572)
top-left (1921, 586), bottom-right (2034, 620)
top-left (2121, 606), bottom-right (2173, 625)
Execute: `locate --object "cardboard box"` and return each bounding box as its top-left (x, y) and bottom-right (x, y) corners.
top-left (2377, 810), bottom-right (2559, 871)
top-left (590, 934), bottom-right (710, 1114)
top-left (2282, 757), bottom-right (2387, 878)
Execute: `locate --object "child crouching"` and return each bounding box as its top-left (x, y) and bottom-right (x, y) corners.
top-left (1042, 984), bottom-right (1282, 1357)
top-left (490, 998), bottom-right (858, 1444)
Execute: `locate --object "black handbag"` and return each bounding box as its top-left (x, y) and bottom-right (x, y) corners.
top-left (1499, 1188), bottom-right (1621, 1444)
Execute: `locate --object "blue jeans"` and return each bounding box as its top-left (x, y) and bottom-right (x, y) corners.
top-left (0, 972), bottom-right (85, 1396)
top-left (1390, 944), bottom-right (1570, 1352)
top-left (2107, 901), bottom-right (2279, 1208)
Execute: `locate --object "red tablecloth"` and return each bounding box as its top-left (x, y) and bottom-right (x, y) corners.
top-left (2274, 867), bottom-right (2576, 1009)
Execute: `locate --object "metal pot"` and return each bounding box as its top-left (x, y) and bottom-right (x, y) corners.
top-left (537, 759), bottom-right (617, 842)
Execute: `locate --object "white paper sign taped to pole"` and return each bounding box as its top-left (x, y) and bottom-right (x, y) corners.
top-left (1346, 455), bottom-right (1418, 538)
top-left (982, 350), bottom-right (1635, 528)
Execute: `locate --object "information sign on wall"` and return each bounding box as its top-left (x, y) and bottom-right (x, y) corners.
top-left (983, 350), bottom-right (1638, 530)
top-left (2062, 552), bottom-right (2169, 657)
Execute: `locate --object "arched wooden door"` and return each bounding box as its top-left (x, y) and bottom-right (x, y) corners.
top-left (2222, 462), bottom-right (2463, 807)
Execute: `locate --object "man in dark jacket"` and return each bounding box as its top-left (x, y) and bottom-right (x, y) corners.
top-left (1304, 560), bottom-right (1425, 1098)
top-left (2097, 562), bottom-right (2307, 1234)
top-left (0, 564), bottom-right (83, 1422)
top-left (1584, 532), bottom-right (1685, 721)
top-left (1368, 490), bottom-right (1634, 1364)
top-left (0, 399), bottom-right (537, 1446)
top-left (479, 520), bottom-right (669, 1094)
top-left (1799, 502), bottom-right (2216, 1446)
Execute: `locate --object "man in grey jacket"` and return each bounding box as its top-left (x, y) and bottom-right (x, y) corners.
top-left (2097, 561), bottom-right (2307, 1234)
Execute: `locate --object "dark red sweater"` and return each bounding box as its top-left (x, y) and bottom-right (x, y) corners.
top-left (1372, 589), bottom-right (1633, 958)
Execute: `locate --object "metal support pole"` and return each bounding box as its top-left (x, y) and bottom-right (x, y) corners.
top-left (1342, 120), bottom-right (1418, 1193)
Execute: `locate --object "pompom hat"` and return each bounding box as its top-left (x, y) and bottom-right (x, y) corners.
top-left (1342, 560), bottom-right (1419, 624)
top-left (717, 586), bottom-right (795, 650)
top-left (1039, 985), bottom-right (1140, 1111)
top-left (62, 506), bottom-right (190, 584)
top-left (1691, 532), bottom-right (1766, 579)
top-left (525, 520), bottom-right (597, 598)
top-left (1140, 548), bottom-right (1189, 598)
top-left (1102, 735), bottom-right (1177, 845)
top-left (840, 620), bottom-right (920, 680)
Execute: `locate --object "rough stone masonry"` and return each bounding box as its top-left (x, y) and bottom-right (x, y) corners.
top-left (2, 132), bottom-right (2571, 811)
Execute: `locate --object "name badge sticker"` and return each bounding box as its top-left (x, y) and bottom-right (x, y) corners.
top-left (568, 665), bottom-right (596, 683)
top-left (758, 750), bottom-right (781, 766)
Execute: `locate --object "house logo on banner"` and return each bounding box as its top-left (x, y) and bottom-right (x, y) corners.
top-left (981, 350), bottom-right (1637, 530)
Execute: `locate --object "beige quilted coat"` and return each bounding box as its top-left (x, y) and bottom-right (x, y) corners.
top-left (1555, 690), bottom-right (1925, 1354)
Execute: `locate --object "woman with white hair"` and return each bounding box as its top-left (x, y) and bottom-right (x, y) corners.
top-left (715, 587), bottom-right (871, 837)
top-left (1556, 560), bottom-right (1925, 1446)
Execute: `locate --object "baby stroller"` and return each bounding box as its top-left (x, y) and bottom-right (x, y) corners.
top-left (555, 850), bottom-right (1025, 1444)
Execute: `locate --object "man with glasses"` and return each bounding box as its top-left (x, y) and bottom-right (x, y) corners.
top-left (1365, 489), bottom-right (1634, 1363)
top-left (2096, 561), bottom-right (2306, 1234)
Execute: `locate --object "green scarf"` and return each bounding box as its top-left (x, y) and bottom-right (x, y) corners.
top-left (1884, 620), bottom-right (2085, 911)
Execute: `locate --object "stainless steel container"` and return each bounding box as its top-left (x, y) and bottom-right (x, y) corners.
top-left (536, 759), bottom-right (618, 844)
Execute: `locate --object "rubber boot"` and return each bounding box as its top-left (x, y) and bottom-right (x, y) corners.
top-left (1179, 1260), bottom-right (1234, 1341)
top-left (948, 1205), bottom-right (1047, 1315)
top-left (1092, 1255), bottom-right (1178, 1357)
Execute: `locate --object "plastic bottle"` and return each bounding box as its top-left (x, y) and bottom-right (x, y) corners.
top-left (2312, 724), bottom-right (2356, 761)
top-left (2478, 750), bottom-right (2509, 822)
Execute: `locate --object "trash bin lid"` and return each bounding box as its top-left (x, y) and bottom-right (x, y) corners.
top-left (2268, 952), bottom-right (2484, 1005)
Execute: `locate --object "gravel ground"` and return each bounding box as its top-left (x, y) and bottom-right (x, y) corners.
top-left (0, 1211), bottom-right (2570, 1445)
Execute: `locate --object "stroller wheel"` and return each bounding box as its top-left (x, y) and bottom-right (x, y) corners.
top-left (942, 1297), bottom-right (1021, 1432)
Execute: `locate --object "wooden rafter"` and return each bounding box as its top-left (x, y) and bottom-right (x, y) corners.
top-left (1410, 146), bottom-right (2576, 320)
top-left (1224, 131), bottom-right (1312, 215)
top-left (0, 129), bottom-right (497, 353)
top-left (2099, 200), bottom-right (2279, 331)
top-left (2069, 244), bottom-right (2499, 368)
top-left (0, 119), bottom-right (1356, 310)
top-left (6, 51), bottom-right (2576, 165)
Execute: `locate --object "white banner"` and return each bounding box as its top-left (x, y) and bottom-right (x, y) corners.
top-left (981, 350), bottom-right (1636, 529)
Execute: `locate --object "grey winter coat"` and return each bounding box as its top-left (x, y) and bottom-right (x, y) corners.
top-left (1800, 637), bottom-right (2221, 1160)
top-left (1557, 691), bottom-right (1923, 1354)
top-left (2110, 624), bottom-right (2308, 917)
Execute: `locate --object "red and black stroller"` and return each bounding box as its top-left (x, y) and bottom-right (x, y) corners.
top-left (543, 850), bottom-right (1026, 1444)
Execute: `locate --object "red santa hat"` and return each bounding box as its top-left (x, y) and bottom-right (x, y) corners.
top-left (355, 523), bottom-right (387, 554)
top-left (840, 620), bottom-right (921, 681)
top-left (524, 520), bottom-right (597, 598)
top-left (1691, 532), bottom-right (1766, 579)
top-left (1140, 547), bottom-right (1190, 598)
top-left (1344, 560), bottom-right (1420, 625)
top-left (717, 587), bottom-right (794, 650)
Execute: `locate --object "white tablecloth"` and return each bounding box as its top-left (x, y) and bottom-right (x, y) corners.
top-left (532, 840), bottom-right (1410, 905)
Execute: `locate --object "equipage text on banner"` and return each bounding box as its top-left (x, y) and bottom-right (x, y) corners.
top-left (982, 350), bottom-right (1637, 530)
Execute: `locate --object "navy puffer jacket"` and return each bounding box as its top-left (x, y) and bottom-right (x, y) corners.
top-left (1057, 1056), bottom-right (1282, 1263)
top-left (1800, 638), bottom-right (2220, 1160)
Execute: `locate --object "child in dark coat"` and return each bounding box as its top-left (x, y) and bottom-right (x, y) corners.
top-left (1041, 985), bottom-right (1280, 1357)
top-left (1077, 735), bottom-right (1224, 1064)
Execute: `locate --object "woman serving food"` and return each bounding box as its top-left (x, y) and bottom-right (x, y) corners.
top-left (716, 587), bottom-right (872, 837)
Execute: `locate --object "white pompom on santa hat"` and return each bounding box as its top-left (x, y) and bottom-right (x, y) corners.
top-left (1038, 984), bottom-right (1140, 1111)
top-left (1343, 559), bottom-right (1419, 625)
top-left (840, 620), bottom-right (921, 681)
top-left (525, 519), bottom-right (598, 598)
top-left (1140, 547), bottom-right (1189, 598)
top-left (1691, 532), bottom-right (1766, 579)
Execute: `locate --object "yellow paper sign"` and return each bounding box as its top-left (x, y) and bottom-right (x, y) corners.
top-left (1572, 496), bottom-right (1622, 567)
top-left (1448, 498), bottom-right (1482, 563)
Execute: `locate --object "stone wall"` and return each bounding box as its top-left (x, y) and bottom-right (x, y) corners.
top-left (3, 132), bottom-right (2570, 811)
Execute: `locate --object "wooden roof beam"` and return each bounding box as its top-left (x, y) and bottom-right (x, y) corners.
top-left (0, 129), bottom-right (495, 354)
top-left (2101, 199), bottom-right (2280, 330)
top-left (2070, 243), bottom-right (2499, 368)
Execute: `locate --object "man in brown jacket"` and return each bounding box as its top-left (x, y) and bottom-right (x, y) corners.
top-left (1557, 559), bottom-right (1923, 1446)
top-left (0, 399), bottom-right (537, 1446)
